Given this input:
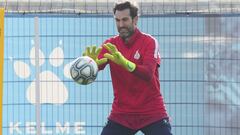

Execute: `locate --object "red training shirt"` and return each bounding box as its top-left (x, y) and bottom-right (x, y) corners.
top-left (98, 28), bottom-right (169, 130)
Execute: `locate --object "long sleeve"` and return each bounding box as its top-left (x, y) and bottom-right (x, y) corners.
top-left (132, 38), bottom-right (160, 80)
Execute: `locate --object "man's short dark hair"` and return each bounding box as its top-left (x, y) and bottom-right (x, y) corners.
top-left (113, 1), bottom-right (139, 19)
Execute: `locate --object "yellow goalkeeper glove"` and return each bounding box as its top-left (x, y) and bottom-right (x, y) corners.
top-left (103, 43), bottom-right (136, 72)
top-left (83, 45), bottom-right (108, 66)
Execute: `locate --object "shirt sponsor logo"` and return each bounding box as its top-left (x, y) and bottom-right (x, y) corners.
top-left (134, 50), bottom-right (140, 60)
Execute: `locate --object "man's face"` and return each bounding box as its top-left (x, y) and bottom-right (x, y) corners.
top-left (114, 9), bottom-right (138, 40)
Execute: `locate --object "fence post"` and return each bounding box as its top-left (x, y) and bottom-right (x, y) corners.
top-left (0, 8), bottom-right (4, 135)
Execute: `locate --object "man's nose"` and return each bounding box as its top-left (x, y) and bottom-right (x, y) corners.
top-left (119, 21), bottom-right (124, 27)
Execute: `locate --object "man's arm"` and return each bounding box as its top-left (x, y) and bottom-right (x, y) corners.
top-left (133, 38), bottom-right (160, 81)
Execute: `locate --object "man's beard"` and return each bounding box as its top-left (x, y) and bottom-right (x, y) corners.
top-left (118, 26), bottom-right (134, 41)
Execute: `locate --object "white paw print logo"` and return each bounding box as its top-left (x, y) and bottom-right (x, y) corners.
top-left (13, 40), bottom-right (72, 105)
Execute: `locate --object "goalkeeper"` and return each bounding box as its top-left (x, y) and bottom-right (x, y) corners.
top-left (83, 1), bottom-right (172, 135)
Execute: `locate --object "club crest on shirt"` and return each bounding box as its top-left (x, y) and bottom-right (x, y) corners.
top-left (134, 50), bottom-right (140, 60)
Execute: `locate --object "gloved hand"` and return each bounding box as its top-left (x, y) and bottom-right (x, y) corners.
top-left (103, 43), bottom-right (136, 72)
top-left (83, 45), bottom-right (108, 66)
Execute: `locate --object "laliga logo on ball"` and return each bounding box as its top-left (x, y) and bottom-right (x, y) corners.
top-left (70, 56), bottom-right (98, 85)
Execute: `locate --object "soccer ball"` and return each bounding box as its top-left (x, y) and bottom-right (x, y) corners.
top-left (70, 56), bottom-right (98, 85)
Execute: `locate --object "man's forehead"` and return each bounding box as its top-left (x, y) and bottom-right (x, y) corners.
top-left (114, 9), bottom-right (131, 19)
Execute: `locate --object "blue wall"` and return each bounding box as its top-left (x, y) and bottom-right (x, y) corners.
top-left (3, 14), bottom-right (240, 135)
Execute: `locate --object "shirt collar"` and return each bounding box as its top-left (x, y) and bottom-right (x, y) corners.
top-left (121, 28), bottom-right (141, 47)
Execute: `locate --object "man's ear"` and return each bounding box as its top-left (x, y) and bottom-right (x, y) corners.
top-left (133, 16), bottom-right (138, 25)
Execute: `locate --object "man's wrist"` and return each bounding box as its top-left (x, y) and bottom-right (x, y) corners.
top-left (125, 60), bottom-right (136, 72)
